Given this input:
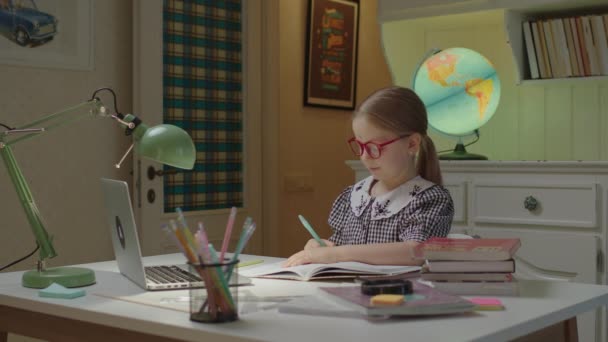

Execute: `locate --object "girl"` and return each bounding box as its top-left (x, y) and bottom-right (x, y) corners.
top-left (284, 86), bottom-right (453, 267)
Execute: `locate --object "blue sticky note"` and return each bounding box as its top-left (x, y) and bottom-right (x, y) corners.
top-left (39, 283), bottom-right (86, 299)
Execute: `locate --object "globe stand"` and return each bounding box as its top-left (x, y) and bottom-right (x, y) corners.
top-left (439, 142), bottom-right (487, 160)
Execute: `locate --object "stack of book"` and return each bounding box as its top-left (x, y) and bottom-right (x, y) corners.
top-left (413, 237), bottom-right (522, 296)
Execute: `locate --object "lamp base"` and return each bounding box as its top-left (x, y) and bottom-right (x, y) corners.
top-left (439, 143), bottom-right (488, 160)
top-left (22, 266), bottom-right (96, 288)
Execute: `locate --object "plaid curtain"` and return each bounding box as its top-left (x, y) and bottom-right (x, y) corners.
top-left (162, 0), bottom-right (243, 212)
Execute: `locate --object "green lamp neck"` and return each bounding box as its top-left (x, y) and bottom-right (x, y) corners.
top-left (120, 114), bottom-right (149, 141)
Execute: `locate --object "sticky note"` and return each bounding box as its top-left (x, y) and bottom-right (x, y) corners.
top-left (469, 297), bottom-right (504, 311)
top-left (39, 283), bottom-right (86, 299)
top-left (370, 294), bottom-right (404, 306)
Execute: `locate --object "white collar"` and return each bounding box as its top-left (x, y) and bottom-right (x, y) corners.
top-left (350, 175), bottom-right (435, 220)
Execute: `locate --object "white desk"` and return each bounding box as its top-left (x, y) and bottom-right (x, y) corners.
top-left (1, 254), bottom-right (607, 342)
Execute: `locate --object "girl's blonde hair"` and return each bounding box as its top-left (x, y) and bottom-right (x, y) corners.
top-left (353, 86), bottom-right (442, 185)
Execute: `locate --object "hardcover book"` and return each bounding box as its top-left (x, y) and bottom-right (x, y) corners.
top-left (319, 281), bottom-right (475, 316)
top-left (413, 237), bottom-right (521, 261)
top-left (425, 279), bottom-right (520, 296)
top-left (420, 270), bottom-right (514, 282)
top-left (238, 261), bottom-right (420, 281)
top-left (424, 259), bottom-right (516, 273)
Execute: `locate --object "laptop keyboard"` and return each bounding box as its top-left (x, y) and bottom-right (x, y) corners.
top-left (145, 265), bottom-right (202, 285)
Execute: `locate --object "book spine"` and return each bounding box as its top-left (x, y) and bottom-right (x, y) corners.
top-left (543, 20), bottom-right (559, 77)
top-left (569, 17), bottom-right (585, 77)
top-left (531, 20), bottom-right (548, 79)
top-left (523, 21), bottom-right (540, 79)
top-left (591, 15), bottom-right (608, 75)
top-left (563, 17), bottom-right (580, 77)
top-left (538, 20), bottom-right (553, 78)
top-left (582, 16), bottom-right (600, 75)
top-left (576, 16), bottom-right (591, 76)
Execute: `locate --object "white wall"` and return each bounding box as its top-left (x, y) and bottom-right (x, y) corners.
top-left (0, 0), bottom-right (132, 278)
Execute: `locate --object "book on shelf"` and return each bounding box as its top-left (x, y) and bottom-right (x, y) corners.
top-left (424, 259), bottom-right (516, 273)
top-left (575, 16), bottom-right (591, 76)
top-left (568, 17), bottom-right (584, 77)
top-left (531, 21), bottom-right (548, 78)
top-left (581, 16), bottom-right (601, 75)
top-left (537, 20), bottom-right (553, 78)
top-left (413, 237), bottom-right (521, 261)
top-left (423, 279), bottom-right (520, 296)
top-left (550, 18), bottom-right (570, 77)
top-left (591, 15), bottom-right (608, 75)
top-left (563, 17), bottom-right (580, 77)
top-left (318, 281), bottom-right (475, 316)
top-left (238, 261), bottom-right (420, 281)
top-left (523, 21), bottom-right (540, 79)
top-left (420, 269), bottom-right (514, 282)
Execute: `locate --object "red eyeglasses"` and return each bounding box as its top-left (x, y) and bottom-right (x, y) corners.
top-left (347, 135), bottom-right (410, 159)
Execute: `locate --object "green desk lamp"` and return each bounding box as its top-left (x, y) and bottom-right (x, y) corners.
top-left (0, 88), bottom-right (196, 288)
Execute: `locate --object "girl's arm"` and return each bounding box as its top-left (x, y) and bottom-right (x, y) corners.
top-left (283, 241), bottom-right (423, 267)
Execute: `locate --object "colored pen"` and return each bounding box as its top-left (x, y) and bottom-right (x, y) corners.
top-left (298, 215), bottom-right (326, 247)
top-left (220, 206), bottom-right (238, 261)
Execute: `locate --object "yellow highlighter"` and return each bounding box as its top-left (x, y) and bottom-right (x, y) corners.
top-left (237, 259), bottom-right (264, 268)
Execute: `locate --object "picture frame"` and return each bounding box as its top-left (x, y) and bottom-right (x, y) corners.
top-left (304, 0), bottom-right (359, 110)
top-left (0, 0), bottom-right (94, 70)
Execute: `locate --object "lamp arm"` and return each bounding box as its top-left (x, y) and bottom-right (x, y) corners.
top-left (0, 146), bottom-right (56, 260)
top-left (0, 98), bottom-right (107, 264)
top-left (1, 99), bottom-right (108, 147)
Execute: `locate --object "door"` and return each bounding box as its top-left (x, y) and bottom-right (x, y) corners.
top-left (132, 0), bottom-right (262, 257)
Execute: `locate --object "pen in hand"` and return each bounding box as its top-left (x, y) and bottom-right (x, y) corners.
top-left (298, 214), bottom-right (327, 247)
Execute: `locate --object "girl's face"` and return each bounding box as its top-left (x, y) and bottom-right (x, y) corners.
top-left (352, 116), bottom-right (419, 185)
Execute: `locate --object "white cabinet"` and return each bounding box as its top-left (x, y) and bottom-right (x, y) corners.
top-left (346, 160), bottom-right (608, 342)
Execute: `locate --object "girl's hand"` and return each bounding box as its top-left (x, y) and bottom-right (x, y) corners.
top-left (282, 246), bottom-right (338, 267)
top-left (304, 238), bottom-right (335, 250)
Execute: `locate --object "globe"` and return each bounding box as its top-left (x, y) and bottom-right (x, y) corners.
top-left (412, 47), bottom-right (501, 159)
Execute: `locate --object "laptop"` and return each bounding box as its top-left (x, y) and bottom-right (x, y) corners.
top-left (100, 178), bottom-right (251, 291)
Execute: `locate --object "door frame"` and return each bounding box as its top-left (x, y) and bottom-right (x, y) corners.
top-left (132, 0), bottom-right (264, 256)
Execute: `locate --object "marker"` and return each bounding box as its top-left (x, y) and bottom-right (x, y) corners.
top-left (298, 215), bottom-right (327, 247)
top-left (237, 259), bottom-right (264, 268)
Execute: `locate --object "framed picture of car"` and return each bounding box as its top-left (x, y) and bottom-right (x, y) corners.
top-left (0, 0), bottom-right (93, 70)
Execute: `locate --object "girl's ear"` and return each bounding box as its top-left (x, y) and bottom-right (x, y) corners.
top-left (408, 133), bottom-right (422, 154)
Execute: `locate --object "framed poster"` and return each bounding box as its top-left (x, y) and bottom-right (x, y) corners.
top-left (304, 0), bottom-right (359, 109)
top-left (0, 0), bottom-right (93, 70)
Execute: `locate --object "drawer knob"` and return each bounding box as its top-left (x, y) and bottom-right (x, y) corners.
top-left (524, 196), bottom-right (538, 211)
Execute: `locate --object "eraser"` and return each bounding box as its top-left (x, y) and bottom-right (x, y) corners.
top-left (370, 294), bottom-right (404, 306)
top-left (39, 283), bottom-right (86, 299)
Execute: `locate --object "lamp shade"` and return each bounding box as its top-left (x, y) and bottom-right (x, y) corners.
top-left (136, 124), bottom-right (196, 169)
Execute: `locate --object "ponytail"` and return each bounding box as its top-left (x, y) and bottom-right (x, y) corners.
top-left (417, 135), bottom-right (443, 185)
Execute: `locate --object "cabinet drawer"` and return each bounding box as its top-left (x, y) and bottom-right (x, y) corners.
top-left (473, 182), bottom-right (598, 228)
top-left (444, 182), bottom-right (466, 224)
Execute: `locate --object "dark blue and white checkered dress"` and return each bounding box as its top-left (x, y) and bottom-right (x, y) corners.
top-left (328, 176), bottom-right (454, 245)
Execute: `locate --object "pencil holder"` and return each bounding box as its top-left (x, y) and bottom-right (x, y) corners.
top-left (189, 259), bottom-right (239, 323)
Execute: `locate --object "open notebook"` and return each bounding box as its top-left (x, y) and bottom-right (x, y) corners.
top-left (238, 261), bottom-right (420, 281)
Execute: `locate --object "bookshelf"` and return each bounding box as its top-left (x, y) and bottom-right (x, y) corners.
top-left (377, 0), bottom-right (608, 85)
top-left (505, 2), bottom-right (608, 84)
